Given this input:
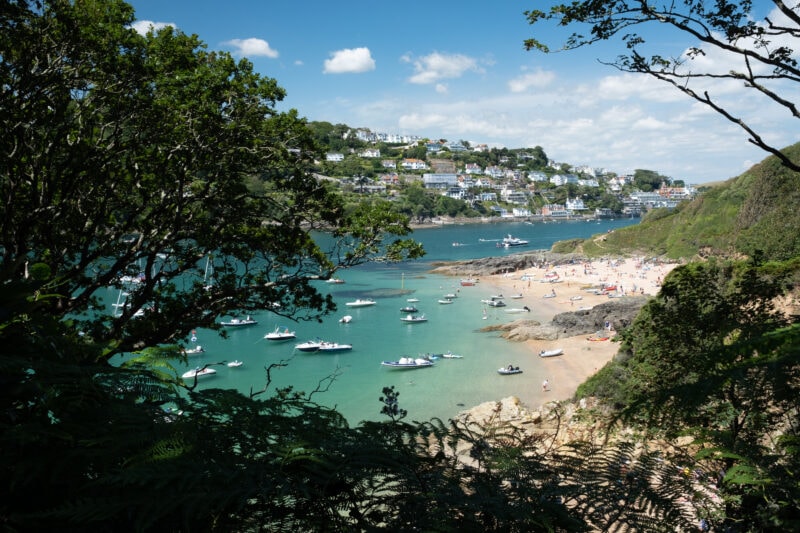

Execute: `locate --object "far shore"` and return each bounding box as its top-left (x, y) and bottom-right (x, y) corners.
top-left (409, 213), bottom-right (628, 230)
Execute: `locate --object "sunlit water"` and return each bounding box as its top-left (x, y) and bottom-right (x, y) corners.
top-left (115, 218), bottom-right (638, 425)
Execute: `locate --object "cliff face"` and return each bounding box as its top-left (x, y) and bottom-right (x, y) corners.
top-left (430, 251), bottom-right (588, 277)
top-left (479, 296), bottom-right (648, 341)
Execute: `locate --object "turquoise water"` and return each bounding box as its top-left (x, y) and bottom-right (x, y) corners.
top-left (171, 218), bottom-right (638, 425)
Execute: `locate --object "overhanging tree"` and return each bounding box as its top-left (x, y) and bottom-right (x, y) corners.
top-left (524, 0), bottom-right (800, 172)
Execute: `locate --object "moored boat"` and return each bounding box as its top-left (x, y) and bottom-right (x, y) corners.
top-left (539, 348), bottom-right (564, 358)
top-left (400, 305), bottom-right (418, 313)
top-left (498, 365), bottom-right (523, 375)
top-left (264, 326), bottom-right (296, 341)
top-left (184, 345), bottom-right (204, 355)
top-left (381, 357), bottom-right (435, 369)
top-left (400, 314), bottom-right (427, 323)
top-left (220, 316), bottom-right (258, 327)
top-left (227, 360), bottom-right (243, 368)
top-left (317, 341), bottom-right (353, 353)
top-left (182, 367), bottom-right (217, 379)
top-left (295, 339), bottom-right (323, 352)
top-left (345, 298), bottom-right (376, 307)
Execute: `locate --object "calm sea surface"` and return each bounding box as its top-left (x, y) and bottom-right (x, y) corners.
top-left (134, 218), bottom-right (638, 425)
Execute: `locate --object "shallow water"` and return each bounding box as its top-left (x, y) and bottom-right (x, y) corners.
top-left (153, 218), bottom-right (638, 425)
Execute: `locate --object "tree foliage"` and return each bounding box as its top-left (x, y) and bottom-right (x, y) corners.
top-left (525, 0), bottom-right (800, 172)
top-left (580, 257), bottom-right (800, 530)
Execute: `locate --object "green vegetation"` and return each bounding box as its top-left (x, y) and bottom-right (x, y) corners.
top-left (563, 143), bottom-right (800, 260)
top-left (3, 1), bottom-right (800, 531)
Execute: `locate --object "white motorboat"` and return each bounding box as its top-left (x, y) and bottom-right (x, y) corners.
top-left (339, 315), bottom-right (353, 323)
top-left (440, 351), bottom-right (463, 359)
top-left (326, 278), bottom-right (345, 284)
top-left (184, 345), bottom-right (204, 355)
top-left (539, 348), bottom-right (564, 358)
top-left (317, 341), bottom-right (353, 353)
top-left (501, 235), bottom-right (529, 247)
top-left (438, 298), bottom-right (454, 304)
top-left (345, 298), bottom-right (376, 307)
top-left (295, 339), bottom-right (323, 352)
top-left (497, 366), bottom-right (523, 375)
top-left (509, 293), bottom-right (524, 299)
top-left (505, 306), bottom-right (531, 313)
top-left (400, 305), bottom-right (418, 313)
top-left (264, 326), bottom-right (296, 341)
top-left (400, 314), bottom-right (427, 323)
top-left (381, 357), bottom-right (435, 369)
top-left (182, 367), bottom-right (217, 379)
top-left (227, 360), bottom-right (243, 368)
top-left (220, 316), bottom-right (258, 327)
top-left (487, 299), bottom-right (506, 307)
top-left (406, 298), bottom-right (420, 303)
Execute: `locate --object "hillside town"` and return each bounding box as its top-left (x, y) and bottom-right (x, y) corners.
top-left (318, 126), bottom-right (699, 220)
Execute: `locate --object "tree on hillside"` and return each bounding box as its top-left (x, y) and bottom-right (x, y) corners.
top-left (524, 0), bottom-right (800, 172)
top-left (600, 258), bottom-right (799, 530)
top-left (0, 0), bottom-right (424, 528)
top-left (633, 169), bottom-right (669, 192)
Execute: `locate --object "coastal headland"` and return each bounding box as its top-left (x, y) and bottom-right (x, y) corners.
top-left (430, 250), bottom-right (679, 418)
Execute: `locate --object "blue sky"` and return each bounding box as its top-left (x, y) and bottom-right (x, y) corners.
top-left (128, 1), bottom-right (798, 184)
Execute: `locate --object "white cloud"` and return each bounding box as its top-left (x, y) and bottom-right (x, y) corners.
top-left (508, 69), bottom-right (556, 92)
top-left (223, 38), bottom-right (279, 58)
top-left (130, 20), bottom-right (175, 35)
top-left (435, 83), bottom-right (448, 94)
top-left (323, 47), bottom-right (375, 74)
top-left (406, 52), bottom-right (482, 84)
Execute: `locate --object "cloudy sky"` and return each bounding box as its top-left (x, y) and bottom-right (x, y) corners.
top-left (128, 0), bottom-right (798, 183)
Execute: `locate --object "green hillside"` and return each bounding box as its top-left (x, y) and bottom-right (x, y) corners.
top-left (570, 142), bottom-right (800, 260)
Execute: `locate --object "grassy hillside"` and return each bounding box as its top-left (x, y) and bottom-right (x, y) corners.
top-left (562, 142), bottom-right (800, 260)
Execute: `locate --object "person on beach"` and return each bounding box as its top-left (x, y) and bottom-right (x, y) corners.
top-left (542, 379), bottom-right (549, 392)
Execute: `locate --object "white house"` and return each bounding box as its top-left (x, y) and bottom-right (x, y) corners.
top-left (400, 158), bottom-right (429, 170)
top-left (326, 153), bottom-right (344, 163)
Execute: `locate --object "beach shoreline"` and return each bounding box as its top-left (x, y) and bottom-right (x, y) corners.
top-left (472, 255), bottom-right (677, 409)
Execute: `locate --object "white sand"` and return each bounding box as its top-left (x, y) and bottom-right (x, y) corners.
top-left (481, 256), bottom-right (678, 404)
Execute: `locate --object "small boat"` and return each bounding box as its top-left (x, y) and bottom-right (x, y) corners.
top-left (460, 278), bottom-right (478, 286)
top-left (345, 298), bottom-right (376, 307)
top-left (326, 278), bottom-right (345, 284)
top-left (452, 242), bottom-right (464, 247)
top-left (570, 295), bottom-right (583, 301)
top-left (501, 235), bottom-right (529, 247)
top-left (339, 315), bottom-right (353, 324)
top-left (438, 298), bottom-right (454, 305)
top-left (317, 341), bottom-right (353, 353)
top-left (182, 367), bottom-right (217, 379)
top-left (487, 299), bottom-right (506, 307)
top-left (400, 314), bottom-right (427, 323)
top-left (381, 357), bottom-right (435, 369)
top-left (295, 339), bottom-right (323, 352)
top-left (443, 293), bottom-right (457, 299)
top-left (227, 360), bottom-right (243, 368)
top-left (587, 335), bottom-right (610, 342)
top-left (406, 298), bottom-right (420, 303)
top-left (505, 306), bottom-right (531, 314)
top-left (400, 305), bottom-right (418, 313)
top-left (542, 291), bottom-right (557, 299)
top-left (264, 326), bottom-right (296, 341)
top-left (220, 316), bottom-right (258, 327)
top-left (498, 366), bottom-right (523, 375)
top-left (440, 351), bottom-right (463, 359)
top-left (184, 345), bottom-right (204, 355)
top-left (539, 348), bottom-right (564, 358)
top-left (509, 293), bottom-right (524, 299)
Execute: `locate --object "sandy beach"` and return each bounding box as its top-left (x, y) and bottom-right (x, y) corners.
top-left (479, 256), bottom-right (678, 406)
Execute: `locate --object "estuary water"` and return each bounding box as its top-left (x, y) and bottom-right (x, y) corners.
top-left (157, 218), bottom-right (638, 425)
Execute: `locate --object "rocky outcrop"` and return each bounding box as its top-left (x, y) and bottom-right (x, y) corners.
top-left (480, 296), bottom-right (649, 340)
top-left (430, 251), bottom-right (587, 277)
